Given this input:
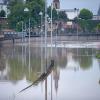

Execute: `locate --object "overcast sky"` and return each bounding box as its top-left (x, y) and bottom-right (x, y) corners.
top-left (48, 0), bottom-right (100, 19)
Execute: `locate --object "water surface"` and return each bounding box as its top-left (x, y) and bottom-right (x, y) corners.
top-left (0, 43), bottom-right (100, 100)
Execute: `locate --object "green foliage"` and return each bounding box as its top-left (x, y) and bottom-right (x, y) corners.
top-left (96, 54), bottom-right (100, 59)
top-left (79, 9), bottom-right (93, 20)
top-left (8, 1), bottom-right (25, 29)
top-left (47, 6), bottom-right (67, 22)
top-left (0, 24), bottom-right (1, 31)
top-left (79, 56), bottom-right (92, 70)
top-left (47, 6), bottom-right (58, 21)
top-left (16, 21), bottom-right (23, 32)
top-left (96, 23), bottom-right (100, 31)
top-left (8, 0), bottom-right (44, 30)
top-left (58, 11), bottom-right (67, 22)
top-left (0, 10), bottom-right (6, 17)
top-left (78, 18), bottom-right (100, 32)
top-left (78, 19), bottom-right (87, 32)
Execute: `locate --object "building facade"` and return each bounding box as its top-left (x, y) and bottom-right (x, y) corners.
top-left (92, 15), bottom-right (100, 20)
top-left (0, 0), bottom-right (9, 18)
top-left (92, 5), bottom-right (100, 20)
top-left (53, 0), bottom-right (60, 9)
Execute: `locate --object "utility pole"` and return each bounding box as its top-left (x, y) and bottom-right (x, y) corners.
top-left (45, 0), bottom-right (47, 72)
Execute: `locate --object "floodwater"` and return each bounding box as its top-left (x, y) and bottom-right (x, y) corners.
top-left (0, 41), bottom-right (100, 100)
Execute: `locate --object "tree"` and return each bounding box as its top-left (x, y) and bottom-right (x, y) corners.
top-left (96, 23), bottom-right (100, 32)
top-left (58, 11), bottom-right (68, 22)
top-left (0, 10), bottom-right (6, 18)
top-left (8, 0), bottom-right (44, 30)
top-left (79, 9), bottom-right (93, 20)
top-left (0, 23), bottom-right (1, 29)
top-left (8, 1), bottom-right (25, 29)
top-left (47, 7), bottom-right (68, 22)
top-left (78, 9), bottom-right (94, 32)
top-left (47, 6), bottom-right (58, 21)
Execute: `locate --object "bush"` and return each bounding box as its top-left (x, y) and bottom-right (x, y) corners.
top-left (0, 10), bottom-right (6, 17)
top-left (96, 54), bottom-right (100, 59)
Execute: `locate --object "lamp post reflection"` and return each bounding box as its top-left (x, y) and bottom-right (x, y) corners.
top-left (22, 21), bottom-right (24, 66)
top-left (24, 23), bottom-right (27, 65)
top-left (74, 8), bottom-right (79, 41)
top-left (24, 7), bottom-right (31, 75)
top-left (39, 11), bottom-right (43, 74)
top-left (50, 3), bottom-right (53, 100)
top-left (45, 0), bottom-right (48, 99)
top-left (51, 3), bottom-right (53, 58)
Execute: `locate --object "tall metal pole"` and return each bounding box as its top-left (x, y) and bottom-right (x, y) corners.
top-left (45, 1), bottom-right (48, 100)
top-left (28, 18), bottom-right (31, 69)
top-left (40, 12), bottom-right (43, 74)
top-left (76, 9), bottom-right (79, 41)
top-left (55, 11), bottom-right (58, 47)
top-left (22, 21), bottom-right (24, 65)
top-left (25, 23), bottom-right (27, 43)
top-left (50, 5), bottom-right (53, 100)
top-left (22, 21), bottom-right (24, 43)
top-left (45, 0), bottom-right (47, 72)
top-left (29, 18), bottom-right (31, 46)
top-left (24, 22), bottom-right (27, 65)
top-left (51, 3), bottom-right (53, 58)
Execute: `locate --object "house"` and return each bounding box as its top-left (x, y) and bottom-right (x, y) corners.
top-left (92, 15), bottom-right (100, 20)
top-left (53, 0), bottom-right (60, 9)
top-left (92, 5), bottom-right (100, 21)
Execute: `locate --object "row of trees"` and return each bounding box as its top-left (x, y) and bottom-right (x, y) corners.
top-left (1, 0), bottom-right (100, 33)
top-left (77, 9), bottom-right (100, 32)
top-left (0, 10), bottom-right (6, 18)
top-left (8, 0), bottom-right (67, 31)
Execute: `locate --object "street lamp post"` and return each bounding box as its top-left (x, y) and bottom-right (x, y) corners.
top-left (24, 8), bottom-right (30, 46)
top-left (39, 12), bottom-right (43, 33)
top-left (77, 9), bottom-right (79, 41)
top-left (22, 21), bottom-right (24, 43)
top-left (56, 10), bottom-right (59, 46)
top-left (21, 21), bottom-right (24, 65)
top-left (51, 3), bottom-right (53, 58)
top-left (24, 8), bottom-right (31, 69)
top-left (44, 1), bottom-right (48, 100)
top-left (39, 11), bottom-right (43, 74)
top-left (45, 0), bottom-right (48, 72)
top-left (74, 8), bottom-right (79, 41)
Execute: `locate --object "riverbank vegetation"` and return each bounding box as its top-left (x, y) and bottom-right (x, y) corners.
top-left (96, 53), bottom-right (100, 59)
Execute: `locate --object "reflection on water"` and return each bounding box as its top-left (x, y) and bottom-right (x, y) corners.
top-left (0, 44), bottom-right (100, 100)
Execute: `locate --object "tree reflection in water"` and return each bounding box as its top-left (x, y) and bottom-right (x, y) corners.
top-left (0, 47), bottom-right (5, 72)
top-left (0, 47), bottom-right (6, 80)
top-left (0, 45), bottom-right (99, 81)
top-left (0, 43), bottom-right (100, 100)
top-left (73, 48), bottom-right (93, 70)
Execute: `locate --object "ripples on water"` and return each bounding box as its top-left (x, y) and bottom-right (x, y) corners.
top-left (0, 43), bottom-right (100, 100)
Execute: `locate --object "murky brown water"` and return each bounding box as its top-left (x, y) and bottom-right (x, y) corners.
top-left (0, 42), bottom-right (100, 100)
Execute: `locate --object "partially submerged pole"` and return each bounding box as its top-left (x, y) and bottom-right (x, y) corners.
top-left (45, 0), bottom-right (47, 72)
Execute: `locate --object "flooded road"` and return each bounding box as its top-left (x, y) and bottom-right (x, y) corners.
top-left (0, 42), bottom-right (100, 100)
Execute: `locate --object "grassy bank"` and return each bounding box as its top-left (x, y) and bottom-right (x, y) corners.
top-left (96, 54), bottom-right (100, 59)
